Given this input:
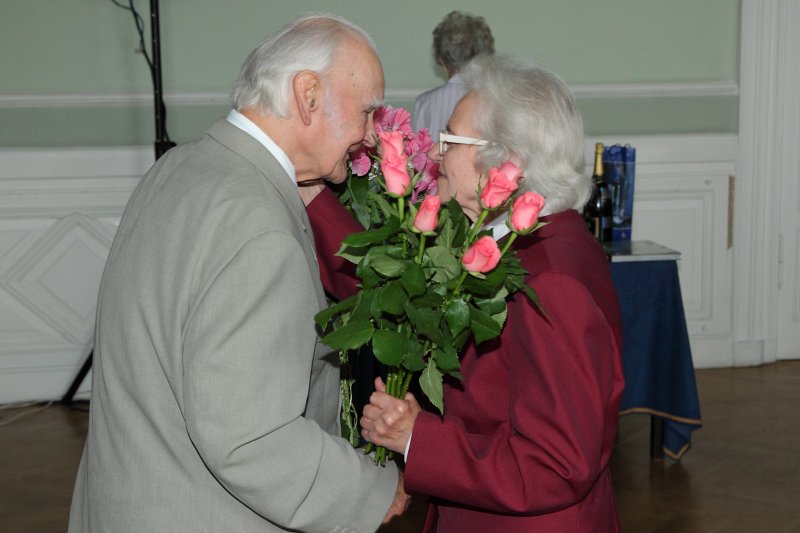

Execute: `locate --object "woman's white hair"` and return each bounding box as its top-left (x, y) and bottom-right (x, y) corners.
top-left (461, 55), bottom-right (589, 214)
top-left (231, 13), bottom-right (377, 117)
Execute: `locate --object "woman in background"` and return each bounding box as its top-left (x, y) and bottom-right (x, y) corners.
top-left (412, 10), bottom-right (495, 141)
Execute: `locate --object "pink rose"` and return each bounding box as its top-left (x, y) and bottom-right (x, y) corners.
top-left (411, 160), bottom-right (439, 204)
top-left (349, 147), bottom-right (371, 176)
top-left (379, 129), bottom-right (406, 160)
top-left (379, 130), bottom-right (410, 196)
top-left (509, 192), bottom-right (546, 233)
top-left (412, 194), bottom-right (440, 233)
top-left (461, 235), bottom-right (502, 273)
top-left (480, 162), bottom-right (523, 209)
top-left (406, 129), bottom-right (435, 172)
top-left (374, 105), bottom-right (412, 137)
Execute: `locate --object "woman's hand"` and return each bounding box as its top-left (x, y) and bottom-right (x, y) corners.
top-left (361, 377), bottom-right (422, 455)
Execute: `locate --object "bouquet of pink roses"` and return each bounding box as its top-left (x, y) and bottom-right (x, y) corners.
top-left (316, 105), bottom-right (546, 464)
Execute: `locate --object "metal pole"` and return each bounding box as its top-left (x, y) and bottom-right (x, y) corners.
top-left (151, 0), bottom-right (174, 159)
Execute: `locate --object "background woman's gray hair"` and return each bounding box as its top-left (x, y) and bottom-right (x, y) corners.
top-left (231, 13), bottom-right (377, 117)
top-left (461, 55), bottom-right (589, 215)
top-left (433, 11), bottom-right (494, 73)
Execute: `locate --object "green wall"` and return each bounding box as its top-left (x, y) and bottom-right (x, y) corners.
top-left (0, 0), bottom-right (739, 147)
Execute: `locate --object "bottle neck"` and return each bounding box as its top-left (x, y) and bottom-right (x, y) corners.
top-left (593, 143), bottom-right (604, 181)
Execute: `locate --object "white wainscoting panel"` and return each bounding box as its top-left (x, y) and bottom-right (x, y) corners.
top-left (0, 147), bottom-right (152, 403)
top-left (586, 135), bottom-right (737, 368)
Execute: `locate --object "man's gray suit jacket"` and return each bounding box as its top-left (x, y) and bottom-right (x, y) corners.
top-left (68, 120), bottom-right (398, 532)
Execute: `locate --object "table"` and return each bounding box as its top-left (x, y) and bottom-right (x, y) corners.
top-left (607, 242), bottom-right (703, 460)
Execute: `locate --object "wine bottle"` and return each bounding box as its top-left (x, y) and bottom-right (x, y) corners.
top-left (584, 143), bottom-right (613, 241)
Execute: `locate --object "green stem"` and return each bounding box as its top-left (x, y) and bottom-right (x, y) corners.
top-left (452, 270), bottom-right (469, 297)
top-left (416, 234), bottom-right (427, 263)
top-left (500, 232), bottom-right (519, 257)
top-left (466, 209), bottom-right (490, 244)
top-left (400, 371), bottom-right (413, 397)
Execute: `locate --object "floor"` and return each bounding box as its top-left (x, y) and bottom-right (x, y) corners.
top-left (1, 361), bottom-right (799, 532)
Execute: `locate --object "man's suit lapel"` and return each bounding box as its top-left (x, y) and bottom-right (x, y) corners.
top-left (206, 120), bottom-right (308, 226)
top-left (205, 120), bottom-right (327, 308)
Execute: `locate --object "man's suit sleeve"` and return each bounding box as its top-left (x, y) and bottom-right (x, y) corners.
top-left (404, 272), bottom-right (620, 514)
top-left (306, 187), bottom-right (364, 301)
top-left (182, 230), bottom-right (397, 532)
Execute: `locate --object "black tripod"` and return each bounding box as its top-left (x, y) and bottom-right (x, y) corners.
top-left (62, 0), bottom-right (174, 404)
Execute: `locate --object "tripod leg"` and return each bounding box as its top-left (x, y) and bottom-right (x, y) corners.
top-left (62, 350), bottom-right (93, 405)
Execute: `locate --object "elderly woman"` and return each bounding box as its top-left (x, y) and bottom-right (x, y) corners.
top-left (360, 55), bottom-right (625, 532)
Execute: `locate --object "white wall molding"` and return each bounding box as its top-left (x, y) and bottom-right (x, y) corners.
top-left (0, 81), bottom-right (739, 109)
top-left (733, 0), bottom-right (800, 364)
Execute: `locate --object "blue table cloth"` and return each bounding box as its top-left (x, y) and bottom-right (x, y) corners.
top-left (611, 260), bottom-right (703, 460)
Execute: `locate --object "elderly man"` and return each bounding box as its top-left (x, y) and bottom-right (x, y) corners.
top-left (69, 14), bottom-right (407, 533)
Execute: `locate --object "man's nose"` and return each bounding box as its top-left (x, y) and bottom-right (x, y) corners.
top-left (362, 114), bottom-right (377, 148)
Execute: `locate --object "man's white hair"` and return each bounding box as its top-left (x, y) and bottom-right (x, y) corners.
top-left (231, 13), bottom-right (377, 117)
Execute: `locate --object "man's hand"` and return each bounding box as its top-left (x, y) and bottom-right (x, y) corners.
top-left (382, 469), bottom-right (412, 524)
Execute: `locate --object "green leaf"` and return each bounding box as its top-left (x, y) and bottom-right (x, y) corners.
top-left (320, 320), bottom-right (374, 351)
top-left (370, 191), bottom-right (396, 223)
top-left (357, 264), bottom-right (382, 289)
top-left (469, 306), bottom-right (502, 345)
top-left (374, 281), bottom-right (407, 316)
top-left (405, 303), bottom-right (445, 346)
top-left (370, 254), bottom-right (411, 278)
top-left (446, 369), bottom-right (464, 381)
top-left (524, 285), bottom-right (551, 318)
top-left (432, 347), bottom-right (460, 371)
top-left (402, 341), bottom-right (426, 372)
top-left (419, 359), bottom-right (444, 414)
top-left (400, 262), bottom-right (427, 296)
top-left (502, 257), bottom-right (529, 292)
top-left (427, 245), bottom-right (462, 283)
top-left (445, 199), bottom-right (469, 248)
top-left (491, 306), bottom-right (508, 329)
top-left (444, 298), bottom-right (470, 337)
top-left (461, 274), bottom-right (496, 297)
top-left (453, 328), bottom-right (470, 351)
top-left (412, 291), bottom-right (444, 309)
top-left (350, 289), bottom-right (377, 322)
top-left (348, 173), bottom-right (370, 203)
top-left (434, 214), bottom-right (454, 248)
top-left (372, 329), bottom-right (410, 366)
top-left (336, 244), bottom-right (368, 264)
top-left (483, 261), bottom-right (508, 290)
top-left (475, 287), bottom-right (509, 316)
top-left (314, 295), bottom-right (357, 329)
top-left (342, 218), bottom-right (400, 247)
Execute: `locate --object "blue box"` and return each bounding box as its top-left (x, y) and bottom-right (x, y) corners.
top-left (603, 145), bottom-right (636, 242)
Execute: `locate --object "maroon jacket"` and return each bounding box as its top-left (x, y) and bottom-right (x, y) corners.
top-left (308, 188), bottom-right (624, 532)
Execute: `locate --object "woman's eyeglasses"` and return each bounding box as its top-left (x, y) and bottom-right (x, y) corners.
top-left (438, 130), bottom-right (489, 156)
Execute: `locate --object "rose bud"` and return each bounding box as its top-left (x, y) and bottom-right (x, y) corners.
top-left (480, 161), bottom-right (523, 209)
top-left (412, 195), bottom-right (441, 233)
top-left (461, 235), bottom-right (502, 273)
top-left (509, 192), bottom-right (546, 234)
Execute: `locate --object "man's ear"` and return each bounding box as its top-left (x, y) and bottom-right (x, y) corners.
top-left (293, 70), bottom-right (321, 126)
